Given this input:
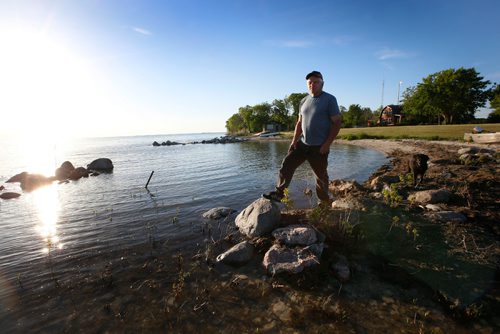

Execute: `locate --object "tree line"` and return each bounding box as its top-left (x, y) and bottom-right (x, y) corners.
top-left (225, 67), bottom-right (499, 134)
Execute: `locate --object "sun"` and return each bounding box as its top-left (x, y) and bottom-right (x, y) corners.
top-left (0, 27), bottom-right (98, 141)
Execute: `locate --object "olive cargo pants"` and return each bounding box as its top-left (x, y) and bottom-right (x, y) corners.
top-left (275, 141), bottom-right (330, 202)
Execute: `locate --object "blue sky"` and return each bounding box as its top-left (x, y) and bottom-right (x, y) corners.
top-left (0, 0), bottom-right (499, 138)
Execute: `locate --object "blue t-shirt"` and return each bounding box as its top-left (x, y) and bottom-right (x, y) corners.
top-left (300, 92), bottom-right (340, 146)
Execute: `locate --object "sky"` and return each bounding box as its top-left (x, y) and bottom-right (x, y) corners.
top-left (0, 0), bottom-right (499, 139)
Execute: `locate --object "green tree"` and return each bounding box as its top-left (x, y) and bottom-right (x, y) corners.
top-left (402, 68), bottom-right (491, 124)
top-left (270, 99), bottom-right (291, 130)
top-left (238, 105), bottom-right (253, 132)
top-left (401, 86), bottom-right (435, 124)
top-left (342, 104), bottom-right (373, 127)
top-left (284, 93), bottom-right (308, 122)
top-left (225, 113), bottom-right (246, 134)
top-left (487, 84), bottom-right (500, 123)
top-left (249, 103), bottom-right (271, 132)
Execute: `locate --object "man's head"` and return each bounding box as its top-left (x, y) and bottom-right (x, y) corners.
top-left (306, 71), bottom-right (324, 97)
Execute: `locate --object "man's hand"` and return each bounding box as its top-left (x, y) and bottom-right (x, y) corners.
top-left (319, 142), bottom-right (330, 155)
top-left (289, 141), bottom-right (298, 152)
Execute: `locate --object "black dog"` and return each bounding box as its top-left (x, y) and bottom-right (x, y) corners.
top-left (407, 153), bottom-right (429, 187)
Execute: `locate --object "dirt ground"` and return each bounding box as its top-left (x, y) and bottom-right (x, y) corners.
top-left (336, 139), bottom-right (500, 235)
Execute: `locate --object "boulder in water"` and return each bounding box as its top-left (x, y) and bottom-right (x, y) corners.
top-left (87, 158), bottom-right (114, 172)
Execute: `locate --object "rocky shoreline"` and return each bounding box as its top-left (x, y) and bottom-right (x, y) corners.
top-left (199, 137), bottom-right (499, 330)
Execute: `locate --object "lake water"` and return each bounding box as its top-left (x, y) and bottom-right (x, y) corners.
top-left (0, 133), bottom-right (393, 332)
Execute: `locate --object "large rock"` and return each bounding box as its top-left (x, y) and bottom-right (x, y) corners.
top-left (331, 195), bottom-right (366, 211)
top-left (87, 158), bottom-right (114, 172)
top-left (216, 241), bottom-right (254, 266)
top-left (6, 172), bottom-right (29, 183)
top-left (202, 207), bottom-right (236, 220)
top-left (55, 161), bottom-right (75, 180)
top-left (272, 225), bottom-right (318, 246)
top-left (263, 244), bottom-right (319, 275)
top-left (8, 173), bottom-right (53, 191)
top-left (235, 198), bottom-right (281, 238)
top-left (408, 189), bottom-right (452, 204)
top-left (68, 167), bottom-right (89, 181)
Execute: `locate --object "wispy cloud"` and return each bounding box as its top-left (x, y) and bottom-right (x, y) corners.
top-left (266, 39), bottom-right (313, 48)
top-left (375, 47), bottom-right (414, 60)
top-left (332, 35), bottom-right (357, 46)
top-left (280, 40), bottom-right (313, 48)
top-left (132, 26), bottom-right (152, 36)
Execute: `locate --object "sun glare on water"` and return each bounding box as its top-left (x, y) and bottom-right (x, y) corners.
top-left (32, 184), bottom-right (63, 253)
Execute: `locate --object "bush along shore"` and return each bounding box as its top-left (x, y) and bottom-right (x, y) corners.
top-left (152, 135), bottom-right (247, 146)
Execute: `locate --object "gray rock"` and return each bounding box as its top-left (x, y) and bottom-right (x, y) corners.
top-left (331, 196), bottom-right (366, 210)
top-left (329, 179), bottom-right (364, 195)
top-left (235, 198), bottom-right (281, 238)
top-left (408, 188), bottom-right (451, 204)
top-left (427, 211), bottom-right (467, 223)
top-left (202, 207), bottom-right (236, 220)
top-left (216, 241), bottom-right (254, 266)
top-left (425, 204), bottom-right (442, 211)
top-left (87, 158), bottom-right (114, 172)
top-left (458, 147), bottom-right (494, 155)
top-left (272, 225), bottom-right (317, 246)
top-left (263, 244), bottom-right (319, 275)
top-left (303, 243), bottom-right (325, 257)
top-left (332, 255), bottom-right (350, 282)
top-left (370, 175), bottom-right (401, 191)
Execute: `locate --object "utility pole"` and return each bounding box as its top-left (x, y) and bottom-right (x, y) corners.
top-left (380, 79), bottom-right (385, 109)
top-left (397, 81), bottom-right (403, 104)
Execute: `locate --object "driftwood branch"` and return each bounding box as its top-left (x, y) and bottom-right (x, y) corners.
top-left (145, 171), bottom-right (154, 189)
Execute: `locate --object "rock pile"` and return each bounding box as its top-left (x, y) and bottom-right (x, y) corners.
top-left (1, 158), bottom-right (113, 200)
top-left (153, 136), bottom-right (246, 146)
top-left (202, 198), bottom-right (328, 276)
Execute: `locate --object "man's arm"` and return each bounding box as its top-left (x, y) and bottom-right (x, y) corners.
top-left (289, 116), bottom-right (303, 152)
top-left (320, 114), bottom-right (342, 154)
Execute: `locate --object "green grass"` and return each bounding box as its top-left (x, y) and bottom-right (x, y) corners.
top-left (337, 124), bottom-right (500, 141)
top-left (260, 123), bottom-right (500, 141)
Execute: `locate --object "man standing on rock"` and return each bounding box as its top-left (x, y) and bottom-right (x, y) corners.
top-left (263, 71), bottom-right (342, 206)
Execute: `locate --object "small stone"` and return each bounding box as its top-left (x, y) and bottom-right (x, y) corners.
top-left (425, 204), bottom-right (442, 211)
top-left (202, 207), bottom-right (236, 220)
top-left (216, 241), bottom-right (254, 265)
top-left (0, 192), bottom-right (21, 200)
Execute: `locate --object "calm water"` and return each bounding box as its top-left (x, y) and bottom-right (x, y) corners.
top-left (0, 133), bottom-right (386, 258)
top-left (0, 133), bottom-right (393, 331)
